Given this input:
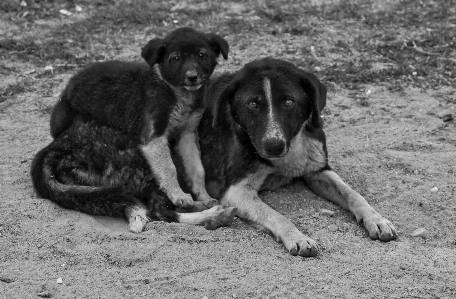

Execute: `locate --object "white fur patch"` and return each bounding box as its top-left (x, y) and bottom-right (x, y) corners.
top-left (140, 136), bottom-right (192, 205)
top-left (262, 77), bottom-right (285, 142)
top-left (184, 85), bottom-right (202, 90)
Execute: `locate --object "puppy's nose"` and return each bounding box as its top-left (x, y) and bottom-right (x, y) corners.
top-left (264, 139), bottom-right (286, 157)
top-left (186, 71), bottom-right (199, 82)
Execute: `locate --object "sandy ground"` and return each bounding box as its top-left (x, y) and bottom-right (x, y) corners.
top-left (1, 1), bottom-right (456, 298)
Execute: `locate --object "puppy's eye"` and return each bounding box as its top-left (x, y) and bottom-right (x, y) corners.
top-left (247, 102), bottom-right (258, 109)
top-left (170, 54), bottom-right (180, 62)
top-left (198, 52), bottom-right (206, 59)
top-left (284, 99), bottom-right (294, 107)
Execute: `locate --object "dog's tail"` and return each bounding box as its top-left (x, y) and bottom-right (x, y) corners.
top-left (30, 146), bottom-right (178, 232)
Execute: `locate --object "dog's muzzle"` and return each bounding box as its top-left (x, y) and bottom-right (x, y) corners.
top-left (184, 70), bottom-right (203, 90)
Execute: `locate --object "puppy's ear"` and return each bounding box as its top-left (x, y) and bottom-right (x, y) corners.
top-left (205, 73), bottom-right (238, 128)
top-left (141, 38), bottom-right (166, 67)
top-left (208, 34), bottom-right (229, 60)
top-left (297, 70), bottom-right (327, 129)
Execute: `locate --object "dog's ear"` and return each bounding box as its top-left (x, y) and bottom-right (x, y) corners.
top-left (141, 38), bottom-right (166, 67)
top-left (208, 34), bottom-right (229, 60)
top-left (205, 73), bottom-right (238, 128)
top-left (296, 70), bottom-right (327, 129)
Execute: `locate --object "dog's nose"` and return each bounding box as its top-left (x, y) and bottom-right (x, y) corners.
top-left (263, 139), bottom-right (286, 157)
top-left (186, 71), bottom-right (199, 82)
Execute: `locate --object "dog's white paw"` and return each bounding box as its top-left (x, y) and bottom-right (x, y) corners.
top-left (361, 210), bottom-right (397, 241)
top-left (279, 229), bottom-right (319, 257)
top-left (203, 206), bottom-right (237, 230)
top-left (128, 215), bottom-right (148, 233)
top-left (196, 194), bottom-right (219, 209)
top-left (169, 192), bottom-right (194, 208)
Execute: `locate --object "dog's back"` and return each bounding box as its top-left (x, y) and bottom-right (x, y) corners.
top-left (50, 27), bottom-right (229, 140)
top-left (50, 61), bottom-right (174, 138)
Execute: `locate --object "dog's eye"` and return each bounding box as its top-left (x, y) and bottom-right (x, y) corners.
top-left (170, 54), bottom-right (180, 62)
top-left (198, 52), bottom-right (206, 59)
top-left (284, 99), bottom-right (294, 107)
top-left (247, 102), bottom-right (258, 109)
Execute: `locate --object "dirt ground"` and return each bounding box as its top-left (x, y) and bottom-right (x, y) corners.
top-left (1, 0), bottom-right (455, 298)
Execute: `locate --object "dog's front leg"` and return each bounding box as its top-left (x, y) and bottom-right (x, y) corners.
top-left (221, 168), bottom-right (319, 257)
top-left (303, 170), bottom-right (397, 241)
top-left (141, 136), bottom-right (194, 208)
top-left (176, 131), bottom-right (218, 209)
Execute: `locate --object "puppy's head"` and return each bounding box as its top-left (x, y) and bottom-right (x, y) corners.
top-left (209, 58), bottom-right (327, 160)
top-left (141, 27), bottom-right (229, 91)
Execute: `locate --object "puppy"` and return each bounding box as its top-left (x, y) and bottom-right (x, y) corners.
top-left (31, 114), bottom-right (237, 232)
top-left (48, 27), bottom-right (229, 211)
top-left (32, 28), bottom-right (231, 232)
top-left (198, 58), bottom-right (397, 256)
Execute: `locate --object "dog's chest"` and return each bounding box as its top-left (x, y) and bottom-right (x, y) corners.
top-left (271, 132), bottom-right (327, 177)
top-left (168, 91), bottom-right (203, 132)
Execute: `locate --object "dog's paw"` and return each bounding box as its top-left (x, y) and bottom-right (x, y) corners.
top-left (280, 229), bottom-right (319, 257)
top-left (203, 206), bottom-right (237, 230)
top-left (128, 215), bottom-right (149, 233)
top-left (196, 194), bottom-right (219, 209)
top-left (169, 192), bottom-right (194, 208)
top-left (361, 210), bottom-right (397, 242)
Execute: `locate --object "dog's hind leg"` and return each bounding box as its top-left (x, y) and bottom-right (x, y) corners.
top-left (126, 205), bottom-right (150, 233)
top-left (177, 205), bottom-right (237, 230)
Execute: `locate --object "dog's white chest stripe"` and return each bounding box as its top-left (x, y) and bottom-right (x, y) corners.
top-left (262, 77), bottom-right (285, 141)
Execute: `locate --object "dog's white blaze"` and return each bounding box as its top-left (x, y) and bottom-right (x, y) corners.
top-left (262, 77), bottom-right (285, 141)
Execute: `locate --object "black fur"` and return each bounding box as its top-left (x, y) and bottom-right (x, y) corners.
top-left (50, 27), bottom-right (229, 140)
top-left (200, 57), bottom-right (328, 194)
top-left (35, 28), bottom-right (229, 224)
top-left (32, 115), bottom-right (178, 222)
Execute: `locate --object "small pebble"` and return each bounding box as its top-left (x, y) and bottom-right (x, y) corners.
top-left (59, 9), bottom-right (72, 16)
top-left (314, 66), bottom-right (321, 72)
top-left (442, 114), bottom-right (453, 122)
top-left (328, 224), bottom-right (338, 232)
top-left (56, 278), bottom-right (63, 284)
top-left (37, 291), bottom-right (53, 298)
top-left (319, 209), bottom-right (335, 217)
top-left (399, 263), bottom-right (409, 270)
top-left (430, 187), bottom-right (438, 193)
top-left (412, 71), bottom-right (417, 76)
top-left (411, 227), bottom-right (427, 238)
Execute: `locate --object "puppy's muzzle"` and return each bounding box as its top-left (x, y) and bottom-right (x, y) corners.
top-left (184, 70), bottom-right (203, 90)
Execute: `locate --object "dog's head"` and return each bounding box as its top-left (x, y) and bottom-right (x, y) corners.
top-left (141, 27), bottom-right (229, 91)
top-left (208, 58), bottom-right (327, 160)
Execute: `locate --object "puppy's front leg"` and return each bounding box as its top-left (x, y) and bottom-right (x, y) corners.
top-left (176, 131), bottom-right (218, 209)
top-left (141, 136), bottom-right (193, 208)
top-left (221, 168), bottom-right (319, 257)
top-left (303, 170), bottom-right (397, 241)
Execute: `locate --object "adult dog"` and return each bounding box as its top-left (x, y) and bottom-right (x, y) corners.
top-left (31, 28), bottom-right (234, 232)
top-left (198, 58), bottom-right (397, 257)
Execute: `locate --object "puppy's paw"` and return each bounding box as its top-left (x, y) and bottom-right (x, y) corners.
top-left (280, 229), bottom-right (319, 257)
top-left (203, 206), bottom-right (237, 230)
top-left (169, 192), bottom-right (194, 208)
top-left (128, 215), bottom-right (149, 233)
top-left (196, 194), bottom-right (219, 209)
top-left (362, 210), bottom-right (397, 242)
